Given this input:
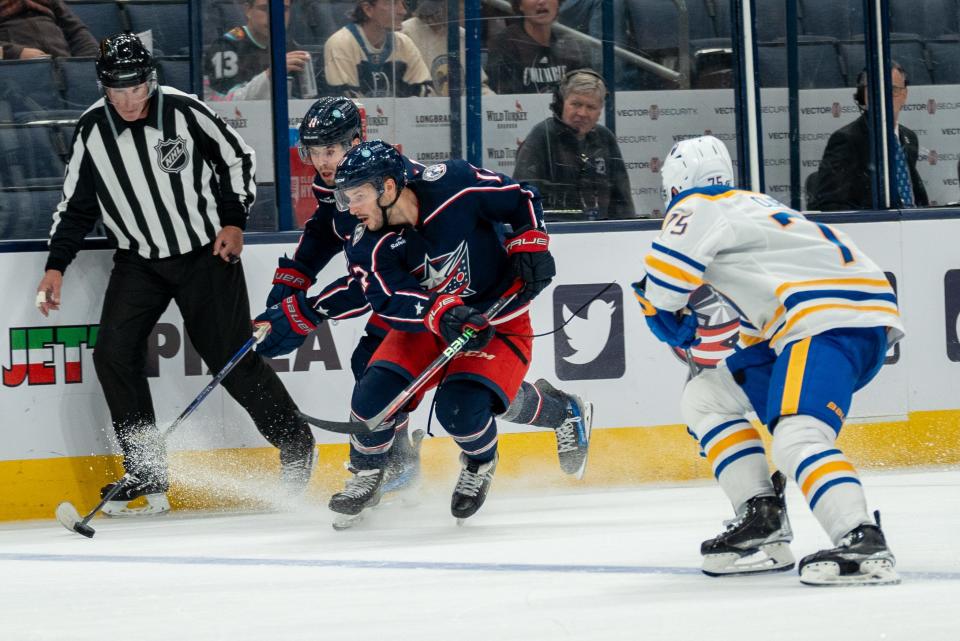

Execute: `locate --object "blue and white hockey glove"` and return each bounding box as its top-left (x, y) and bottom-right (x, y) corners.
top-left (254, 292), bottom-right (325, 357)
top-left (265, 256), bottom-right (315, 308)
top-left (631, 281), bottom-right (700, 349)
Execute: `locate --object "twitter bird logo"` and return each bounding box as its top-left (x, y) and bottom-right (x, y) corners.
top-left (562, 299), bottom-right (616, 365)
top-left (553, 284), bottom-right (625, 380)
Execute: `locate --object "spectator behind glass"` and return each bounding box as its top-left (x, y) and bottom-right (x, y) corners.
top-left (808, 62), bottom-right (928, 211)
top-left (0, 0), bottom-right (97, 59)
top-left (203, 0), bottom-right (313, 101)
top-left (400, 0), bottom-right (493, 95)
top-left (513, 69), bottom-right (635, 220)
top-left (485, 0), bottom-right (591, 94)
top-left (324, 0), bottom-right (432, 98)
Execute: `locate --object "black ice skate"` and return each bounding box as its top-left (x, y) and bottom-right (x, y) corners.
top-left (280, 443), bottom-right (317, 496)
top-left (452, 451), bottom-right (498, 523)
top-left (701, 471), bottom-right (795, 576)
top-left (799, 511), bottom-right (900, 587)
top-left (534, 379), bottom-right (593, 479)
top-left (328, 465), bottom-right (385, 530)
top-left (380, 426), bottom-right (425, 502)
top-left (100, 473), bottom-right (170, 517)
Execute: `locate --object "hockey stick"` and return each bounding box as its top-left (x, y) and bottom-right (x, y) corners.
top-left (55, 324), bottom-right (270, 538)
top-left (299, 285), bottom-right (521, 435)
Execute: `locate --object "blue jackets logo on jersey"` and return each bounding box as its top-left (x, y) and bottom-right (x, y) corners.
top-left (945, 269), bottom-right (960, 362)
top-left (416, 241), bottom-right (475, 296)
top-left (553, 284), bottom-right (625, 381)
top-left (154, 136), bottom-right (189, 173)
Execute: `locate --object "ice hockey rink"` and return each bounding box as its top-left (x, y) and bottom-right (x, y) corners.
top-left (0, 468), bottom-right (958, 641)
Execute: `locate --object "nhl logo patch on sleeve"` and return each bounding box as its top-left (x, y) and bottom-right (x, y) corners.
top-left (423, 164), bottom-right (447, 181)
top-left (154, 136), bottom-right (189, 173)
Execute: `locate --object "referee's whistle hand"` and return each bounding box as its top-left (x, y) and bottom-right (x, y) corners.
top-left (213, 225), bottom-right (244, 263)
top-left (36, 269), bottom-right (63, 317)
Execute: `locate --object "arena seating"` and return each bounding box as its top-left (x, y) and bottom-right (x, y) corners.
top-left (758, 37), bottom-right (845, 89)
top-left (122, 1), bottom-right (190, 55)
top-left (927, 36), bottom-right (960, 83)
top-left (67, 0), bottom-right (126, 41)
top-left (57, 57), bottom-right (101, 111)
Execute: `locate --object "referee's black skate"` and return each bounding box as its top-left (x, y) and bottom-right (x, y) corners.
top-left (329, 465), bottom-right (385, 530)
top-left (452, 452), bottom-right (498, 523)
top-left (280, 441), bottom-right (317, 496)
top-left (701, 471), bottom-right (795, 576)
top-left (100, 473), bottom-right (170, 517)
top-left (799, 512), bottom-right (900, 586)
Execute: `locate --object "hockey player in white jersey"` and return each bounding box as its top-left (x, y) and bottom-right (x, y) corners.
top-left (635, 135), bottom-right (903, 587)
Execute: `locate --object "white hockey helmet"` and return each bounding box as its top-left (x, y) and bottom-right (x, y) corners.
top-left (660, 135), bottom-right (735, 207)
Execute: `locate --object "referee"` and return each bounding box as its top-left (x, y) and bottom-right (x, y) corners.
top-left (34, 32), bottom-right (316, 515)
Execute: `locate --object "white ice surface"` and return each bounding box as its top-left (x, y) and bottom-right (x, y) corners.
top-left (1, 469), bottom-right (958, 641)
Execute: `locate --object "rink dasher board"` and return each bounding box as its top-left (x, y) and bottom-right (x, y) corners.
top-left (0, 218), bottom-right (956, 465)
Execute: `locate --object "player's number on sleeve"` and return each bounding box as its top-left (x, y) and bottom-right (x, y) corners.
top-left (770, 211), bottom-right (854, 265)
top-left (211, 51), bottom-right (238, 78)
top-left (663, 209), bottom-right (692, 236)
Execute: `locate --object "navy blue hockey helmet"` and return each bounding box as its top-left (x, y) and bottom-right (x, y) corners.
top-left (96, 32), bottom-right (157, 89)
top-left (333, 140), bottom-right (406, 211)
top-left (298, 97), bottom-right (363, 162)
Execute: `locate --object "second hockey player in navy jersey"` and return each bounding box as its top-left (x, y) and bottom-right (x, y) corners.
top-left (252, 101), bottom-right (592, 525)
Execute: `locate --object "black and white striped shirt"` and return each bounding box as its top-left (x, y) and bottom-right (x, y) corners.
top-left (46, 86), bottom-right (256, 272)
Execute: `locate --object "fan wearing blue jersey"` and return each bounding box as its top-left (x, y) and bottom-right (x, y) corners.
top-left (634, 135), bottom-right (903, 587)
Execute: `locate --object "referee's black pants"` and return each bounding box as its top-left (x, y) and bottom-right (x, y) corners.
top-left (92, 246), bottom-right (313, 477)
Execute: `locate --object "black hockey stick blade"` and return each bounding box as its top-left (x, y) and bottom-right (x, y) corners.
top-left (55, 501), bottom-right (96, 538)
top-left (298, 411), bottom-right (378, 435)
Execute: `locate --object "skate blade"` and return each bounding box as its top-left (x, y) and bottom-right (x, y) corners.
top-left (332, 512), bottom-right (366, 530)
top-left (703, 542), bottom-right (796, 577)
top-left (101, 494), bottom-right (171, 518)
top-left (573, 401), bottom-right (593, 480)
top-left (800, 559), bottom-right (901, 587)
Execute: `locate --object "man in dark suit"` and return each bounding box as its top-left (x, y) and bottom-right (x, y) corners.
top-left (809, 62), bottom-right (928, 211)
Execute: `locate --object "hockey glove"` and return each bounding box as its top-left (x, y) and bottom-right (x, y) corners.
top-left (265, 256), bottom-right (315, 307)
top-left (631, 281), bottom-right (700, 349)
top-left (254, 292), bottom-right (325, 357)
top-left (505, 228), bottom-right (555, 303)
top-left (425, 294), bottom-right (495, 351)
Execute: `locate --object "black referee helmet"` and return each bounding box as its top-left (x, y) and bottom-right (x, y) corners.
top-left (96, 32), bottom-right (156, 89)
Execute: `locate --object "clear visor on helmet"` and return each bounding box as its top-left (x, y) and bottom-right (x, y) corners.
top-left (297, 139), bottom-right (351, 165)
top-left (334, 181), bottom-right (381, 212)
top-left (100, 71), bottom-right (158, 106)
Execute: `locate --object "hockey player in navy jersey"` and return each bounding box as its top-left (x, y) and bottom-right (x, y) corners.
top-left (315, 140), bottom-right (554, 524)
top-left (634, 135), bottom-right (902, 586)
top-left (252, 100), bottom-right (592, 518)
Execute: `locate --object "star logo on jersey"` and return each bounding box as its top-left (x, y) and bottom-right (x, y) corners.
top-left (553, 284), bottom-right (625, 380)
top-left (414, 241), bottom-right (474, 296)
top-left (154, 136), bottom-right (189, 173)
top-left (352, 224), bottom-right (365, 245)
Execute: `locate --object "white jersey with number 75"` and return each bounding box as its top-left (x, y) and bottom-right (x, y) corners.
top-left (642, 185), bottom-right (905, 354)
